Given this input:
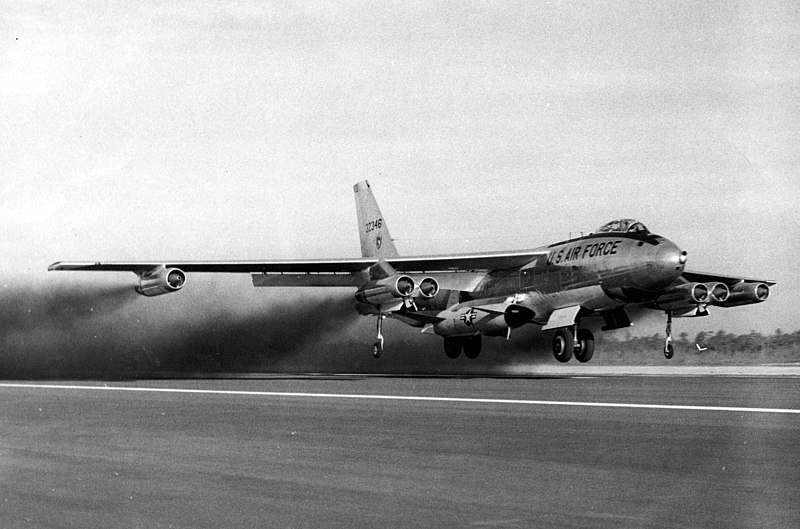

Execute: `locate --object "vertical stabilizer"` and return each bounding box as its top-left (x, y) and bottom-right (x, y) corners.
top-left (353, 180), bottom-right (399, 258)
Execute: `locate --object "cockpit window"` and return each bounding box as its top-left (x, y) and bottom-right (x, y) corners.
top-left (595, 219), bottom-right (649, 234)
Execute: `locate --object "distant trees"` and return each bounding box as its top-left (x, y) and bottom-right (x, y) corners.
top-left (597, 328), bottom-right (800, 365)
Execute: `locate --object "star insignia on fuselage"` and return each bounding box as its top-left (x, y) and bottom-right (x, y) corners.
top-left (460, 307), bottom-right (477, 326)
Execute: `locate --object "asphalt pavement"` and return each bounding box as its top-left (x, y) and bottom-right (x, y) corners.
top-left (1, 375), bottom-right (798, 528)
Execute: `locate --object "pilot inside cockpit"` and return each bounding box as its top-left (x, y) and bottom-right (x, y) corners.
top-left (595, 219), bottom-right (649, 234)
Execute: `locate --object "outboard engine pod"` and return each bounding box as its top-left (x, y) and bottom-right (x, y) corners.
top-left (136, 266), bottom-right (186, 297)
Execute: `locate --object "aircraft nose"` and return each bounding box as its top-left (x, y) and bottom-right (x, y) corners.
top-left (653, 239), bottom-right (687, 280)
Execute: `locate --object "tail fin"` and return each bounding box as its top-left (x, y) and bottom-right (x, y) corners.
top-left (353, 180), bottom-right (399, 258)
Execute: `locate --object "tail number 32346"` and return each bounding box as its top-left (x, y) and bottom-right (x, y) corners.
top-left (365, 219), bottom-right (383, 233)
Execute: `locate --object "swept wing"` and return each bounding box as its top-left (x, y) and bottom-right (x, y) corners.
top-left (680, 270), bottom-right (776, 287)
top-left (49, 250), bottom-right (547, 291)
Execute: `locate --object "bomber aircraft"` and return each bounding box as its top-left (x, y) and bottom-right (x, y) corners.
top-left (50, 181), bottom-right (774, 362)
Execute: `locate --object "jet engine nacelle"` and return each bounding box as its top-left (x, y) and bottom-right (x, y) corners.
top-left (355, 275), bottom-right (415, 306)
top-left (135, 266), bottom-right (186, 297)
top-left (705, 282), bottom-right (730, 303)
top-left (415, 277), bottom-right (439, 299)
top-left (652, 283), bottom-right (709, 311)
top-left (716, 282), bottom-right (770, 307)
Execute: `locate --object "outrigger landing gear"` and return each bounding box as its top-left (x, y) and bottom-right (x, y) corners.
top-left (372, 312), bottom-right (385, 358)
top-left (664, 310), bottom-right (674, 359)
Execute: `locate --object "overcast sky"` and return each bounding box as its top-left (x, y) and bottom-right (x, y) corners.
top-left (2, 1), bottom-right (798, 338)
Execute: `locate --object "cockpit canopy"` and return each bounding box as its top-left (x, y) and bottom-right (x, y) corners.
top-left (594, 219), bottom-right (649, 234)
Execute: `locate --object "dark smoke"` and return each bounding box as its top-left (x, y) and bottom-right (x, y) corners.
top-left (1, 282), bottom-right (138, 329)
top-left (1, 274), bottom-right (561, 379)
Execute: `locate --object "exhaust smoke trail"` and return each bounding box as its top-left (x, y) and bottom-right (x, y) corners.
top-left (1, 274), bottom-right (558, 379)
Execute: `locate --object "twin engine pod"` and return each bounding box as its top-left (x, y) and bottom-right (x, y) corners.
top-left (355, 274), bottom-right (440, 306)
top-left (653, 280), bottom-right (769, 311)
top-left (713, 282), bottom-right (770, 307)
top-left (135, 266), bottom-right (187, 297)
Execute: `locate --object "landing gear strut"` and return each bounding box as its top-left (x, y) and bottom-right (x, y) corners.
top-left (664, 311), bottom-right (674, 359)
top-left (372, 312), bottom-right (385, 358)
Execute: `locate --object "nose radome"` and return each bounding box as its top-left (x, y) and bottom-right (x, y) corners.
top-left (656, 239), bottom-right (687, 277)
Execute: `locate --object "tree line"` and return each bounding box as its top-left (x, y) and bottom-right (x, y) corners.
top-left (595, 328), bottom-right (800, 365)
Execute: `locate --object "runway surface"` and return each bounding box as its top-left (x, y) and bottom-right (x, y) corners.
top-left (1, 375), bottom-right (798, 528)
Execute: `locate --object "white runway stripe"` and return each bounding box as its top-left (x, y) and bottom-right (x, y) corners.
top-left (1, 383), bottom-right (799, 415)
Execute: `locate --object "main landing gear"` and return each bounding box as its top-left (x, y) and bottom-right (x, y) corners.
top-left (552, 326), bottom-right (595, 363)
top-left (664, 311), bottom-right (674, 359)
top-left (443, 335), bottom-right (482, 359)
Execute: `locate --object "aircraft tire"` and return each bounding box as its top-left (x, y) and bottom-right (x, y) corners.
top-left (444, 337), bottom-right (463, 359)
top-left (552, 329), bottom-right (574, 363)
top-left (574, 329), bottom-right (595, 363)
top-left (372, 342), bottom-right (382, 359)
top-left (463, 335), bottom-right (482, 359)
top-left (664, 340), bottom-right (674, 360)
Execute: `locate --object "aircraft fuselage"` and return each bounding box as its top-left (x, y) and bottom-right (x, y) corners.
top-left (476, 230), bottom-right (684, 299)
top-left (424, 228), bottom-right (687, 342)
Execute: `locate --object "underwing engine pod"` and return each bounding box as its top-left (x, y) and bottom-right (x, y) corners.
top-left (135, 265), bottom-right (187, 297)
top-left (354, 275), bottom-right (415, 306)
top-left (651, 283), bottom-right (709, 312)
top-left (716, 282), bottom-right (770, 307)
top-left (416, 277), bottom-right (440, 299)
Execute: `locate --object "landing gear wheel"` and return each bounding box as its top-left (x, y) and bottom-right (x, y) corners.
top-left (372, 342), bottom-right (383, 359)
top-left (463, 335), bottom-right (482, 359)
top-left (664, 338), bottom-right (674, 360)
top-left (574, 329), bottom-right (595, 363)
top-left (444, 337), bottom-right (463, 359)
top-left (552, 329), bottom-right (574, 363)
